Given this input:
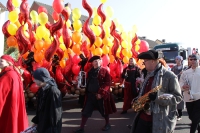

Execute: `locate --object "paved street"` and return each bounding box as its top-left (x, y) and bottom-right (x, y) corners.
top-left (27, 94), bottom-right (191, 133)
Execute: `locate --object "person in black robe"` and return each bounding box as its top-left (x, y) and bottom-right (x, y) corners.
top-left (74, 56), bottom-right (116, 133)
top-left (121, 58), bottom-right (140, 114)
top-left (31, 67), bottom-right (62, 133)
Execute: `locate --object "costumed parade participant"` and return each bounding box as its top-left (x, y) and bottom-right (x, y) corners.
top-left (74, 55), bottom-right (116, 133)
top-left (0, 55), bottom-right (28, 133)
top-left (179, 54), bottom-right (200, 133)
top-left (131, 50), bottom-right (182, 133)
top-left (32, 67), bottom-right (62, 133)
top-left (121, 57), bottom-right (140, 114)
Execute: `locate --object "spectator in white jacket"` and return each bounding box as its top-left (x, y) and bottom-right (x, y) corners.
top-left (179, 54), bottom-right (200, 133)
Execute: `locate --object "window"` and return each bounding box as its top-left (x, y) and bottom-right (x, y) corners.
top-left (163, 51), bottom-right (179, 63)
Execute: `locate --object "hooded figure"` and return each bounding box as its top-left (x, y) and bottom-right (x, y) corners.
top-left (32, 67), bottom-right (62, 133)
top-left (0, 55), bottom-right (28, 133)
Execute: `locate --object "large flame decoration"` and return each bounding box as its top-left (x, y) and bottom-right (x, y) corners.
top-left (20, 0), bottom-right (29, 23)
top-left (2, 20), bottom-right (11, 38)
top-left (97, 4), bottom-right (106, 39)
top-left (111, 21), bottom-right (121, 58)
top-left (97, 4), bottom-right (106, 23)
top-left (82, 0), bottom-right (95, 47)
top-left (50, 15), bottom-right (63, 35)
top-left (1, 0), bottom-right (150, 97)
top-left (45, 35), bottom-right (59, 61)
top-left (6, 0), bottom-right (14, 11)
top-left (26, 20), bottom-right (36, 45)
top-left (18, 25), bottom-right (32, 54)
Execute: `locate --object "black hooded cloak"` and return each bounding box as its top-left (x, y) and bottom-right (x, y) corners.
top-left (32, 68), bottom-right (62, 133)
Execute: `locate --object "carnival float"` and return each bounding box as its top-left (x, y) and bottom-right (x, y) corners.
top-left (2, 0), bottom-right (149, 106)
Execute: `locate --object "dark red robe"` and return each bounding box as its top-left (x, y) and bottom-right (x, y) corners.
top-left (0, 66), bottom-right (28, 133)
top-left (123, 82), bottom-right (134, 111)
top-left (83, 67), bottom-right (117, 115)
top-left (122, 66), bottom-right (140, 111)
top-left (97, 67), bottom-right (117, 114)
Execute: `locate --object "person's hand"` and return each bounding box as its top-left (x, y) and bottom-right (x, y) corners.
top-left (148, 92), bottom-right (157, 101)
top-left (119, 84), bottom-right (124, 88)
top-left (158, 93), bottom-right (173, 100)
top-left (131, 97), bottom-right (138, 105)
top-left (72, 80), bottom-right (78, 85)
top-left (182, 85), bottom-right (190, 90)
top-left (136, 77), bottom-right (144, 84)
top-left (96, 94), bottom-right (102, 100)
top-left (179, 71), bottom-right (183, 75)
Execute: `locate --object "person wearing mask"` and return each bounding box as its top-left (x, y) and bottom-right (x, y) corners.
top-left (179, 54), bottom-right (200, 133)
top-left (32, 67), bottom-right (62, 133)
top-left (121, 58), bottom-right (140, 114)
top-left (171, 56), bottom-right (185, 121)
top-left (131, 50), bottom-right (182, 133)
top-left (0, 55), bottom-right (28, 133)
top-left (74, 56), bottom-right (116, 133)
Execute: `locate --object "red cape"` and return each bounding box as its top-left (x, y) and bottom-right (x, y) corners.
top-left (0, 66), bottom-right (28, 133)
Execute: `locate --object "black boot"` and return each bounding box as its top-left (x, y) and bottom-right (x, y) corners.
top-left (102, 124), bottom-right (111, 131)
top-left (74, 128), bottom-right (84, 133)
top-left (121, 110), bottom-right (127, 114)
top-left (127, 124), bottom-right (132, 129)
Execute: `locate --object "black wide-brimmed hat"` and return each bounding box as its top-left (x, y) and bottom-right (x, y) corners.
top-left (88, 55), bottom-right (101, 62)
top-left (138, 50), bottom-right (163, 60)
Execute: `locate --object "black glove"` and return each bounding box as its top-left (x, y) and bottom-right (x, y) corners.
top-left (148, 92), bottom-right (157, 101)
top-left (78, 54), bottom-right (88, 68)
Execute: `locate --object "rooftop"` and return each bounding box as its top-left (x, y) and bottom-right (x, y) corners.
top-left (138, 37), bottom-right (158, 49)
top-left (0, 2), bottom-right (7, 12)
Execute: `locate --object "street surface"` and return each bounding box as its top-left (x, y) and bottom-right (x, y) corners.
top-left (27, 94), bottom-right (191, 133)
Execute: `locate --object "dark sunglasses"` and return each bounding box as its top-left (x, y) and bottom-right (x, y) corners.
top-left (190, 58), bottom-right (197, 61)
